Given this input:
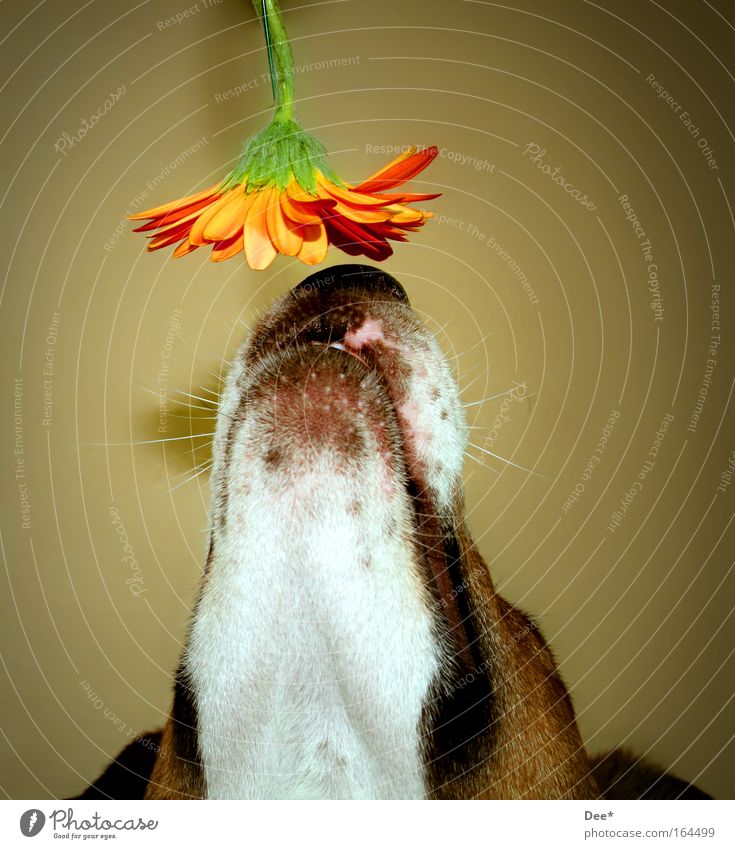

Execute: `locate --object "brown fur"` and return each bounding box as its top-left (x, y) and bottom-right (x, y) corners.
top-left (420, 513), bottom-right (598, 799)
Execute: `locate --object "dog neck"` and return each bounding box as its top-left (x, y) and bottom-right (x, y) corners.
top-left (186, 448), bottom-right (441, 799)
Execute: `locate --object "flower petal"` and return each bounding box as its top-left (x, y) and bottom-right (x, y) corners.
top-left (203, 192), bottom-right (246, 242)
top-left (266, 189), bottom-right (303, 256)
top-left (372, 191), bottom-right (442, 203)
top-left (211, 234), bottom-right (244, 262)
top-left (356, 146), bottom-right (438, 193)
top-left (244, 189), bottom-right (277, 270)
top-left (132, 194), bottom-right (222, 232)
top-left (325, 216), bottom-right (392, 261)
top-left (146, 221), bottom-right (194, 250)
top-left (387, 208), bottom-right (425, 224)
top-left (297, 220), bottom-right (328, 265)
top-left (172, 239), bottom-right (199, 258)
top-left (316, 173), bottom-right (391, 209)
top-left (189, 187), bottom-right (243, 246)
top-left (129, 182), bottom-right (223, 221)
top-left (282, 181), bottom-right (333, 224)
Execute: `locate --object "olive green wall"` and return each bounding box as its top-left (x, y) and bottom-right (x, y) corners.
top-left (1, 0), bottom-right (733, 798)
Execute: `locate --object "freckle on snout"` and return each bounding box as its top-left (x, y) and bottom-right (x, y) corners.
top-left (264, 447), bottom-right (282, 467)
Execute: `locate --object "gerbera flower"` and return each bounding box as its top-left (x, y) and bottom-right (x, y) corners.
top-left (130, 144), bottom-right (439, 268)
top-left (130, 0), bottom-right (440, 269)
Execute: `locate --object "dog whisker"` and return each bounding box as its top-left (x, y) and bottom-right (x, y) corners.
top-left (166, 412), bottom-right (219, 420)
top-left (168, 388), bottom-right (219, 407)
top-left (464, 450), bottom-right (501, 474)
top-left (445, 331), bottom-right (492, 363)
top-left (94, 433), bottom-right (216, 447)
top-left (167, 462), bottom-right (213, 493)
top-left (468, 441), bottom-right (547, 477)
top-left (465, 385), bottom-right (529, 407)
top-left (197, 383), bottom-right (222, 397)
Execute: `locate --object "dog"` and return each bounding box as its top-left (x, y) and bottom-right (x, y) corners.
top-left (79, 264), bottom-right (710, 800)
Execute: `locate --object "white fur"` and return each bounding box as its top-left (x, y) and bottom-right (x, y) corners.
top-left (187, 298), bottom-right (467, 799)
top-left (188, 431), bottom-right (440, 799)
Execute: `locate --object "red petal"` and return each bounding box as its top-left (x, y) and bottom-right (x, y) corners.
top-left (356, 146), bottom-right (438, 193)
top-left (325, 216), bottom-right (392, 261)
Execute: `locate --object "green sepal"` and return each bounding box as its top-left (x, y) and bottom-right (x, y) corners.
top-left (226, 116), bottom-right (342, 194)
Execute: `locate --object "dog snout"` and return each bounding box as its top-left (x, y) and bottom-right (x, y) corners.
top-left (247, 264), bottom-right (412, 361)
top-left (292, 264), bottom-right (410, 306)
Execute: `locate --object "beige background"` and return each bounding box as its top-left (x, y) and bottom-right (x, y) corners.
top-left (1, 0), bottom-right (733, 799)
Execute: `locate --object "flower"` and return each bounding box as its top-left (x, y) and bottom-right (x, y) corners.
top-left (130, 0), bottom-right (440, 269)
top-left (129, 144), bottom-right (440, 268)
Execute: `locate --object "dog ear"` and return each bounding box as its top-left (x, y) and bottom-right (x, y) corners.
top-left (144, 662), bottom-right (207, 800)
top-left (421, 514), bottom-right (600, 799)
top-left (74, 731), bottom-right (163, 800)
top-left (591, 749), bottom-right (713, 799)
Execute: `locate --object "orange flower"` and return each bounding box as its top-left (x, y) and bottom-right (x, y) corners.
top-left (129, 145), bottom-right (440, 268)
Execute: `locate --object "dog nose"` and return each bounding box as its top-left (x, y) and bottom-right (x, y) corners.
top-left (292, 264), bottom-right (410, 305)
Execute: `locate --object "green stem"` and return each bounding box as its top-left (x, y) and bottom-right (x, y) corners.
top-left (253, 0), bottom-right (295, 121)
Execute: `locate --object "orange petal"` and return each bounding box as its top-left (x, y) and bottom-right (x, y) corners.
top-left (266, 189), bottom-right (303, 256)
top-left (146, 221), bottom-right (193, 250)
top-left (132, 194), bottom-right (223, 232)
top-left (137, 203), bottom-right (210, 240)
top-left (189, 187), bottom-right (243, 246)
top-left (129, 182), bottom-right (223, 221)
top-left (357, 146), bottom-right (416, 185)
top-left (203, 193), bottom-right (246, 242)
top-left (282, 181), bottom-right (331, 224)
top-left (372, 191), bottom-right (442, 203)
top-left (244, 189), bottom-right (277, 270)
top-left (297, 220), bottom-right (328, 266)
top-left (321, 198), bottom-right (391, 224)
top-left (172, 239), bottom-right (199, 258)
top-left (281, 196), bottom-right (327, 225)
top-left (387, 208), bottom-right (424, 224)
top-left (356, 146), bottom-right (438, 193)
top-left (284, 181), bottom-right (319, 205)
top-left (316, 173), bottom-right (390, 209)
top-left (211, 234), bottom-right (244, 262)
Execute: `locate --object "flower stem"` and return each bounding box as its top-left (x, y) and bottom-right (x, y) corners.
top-left (253, 0), bottom-right (294, 121)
